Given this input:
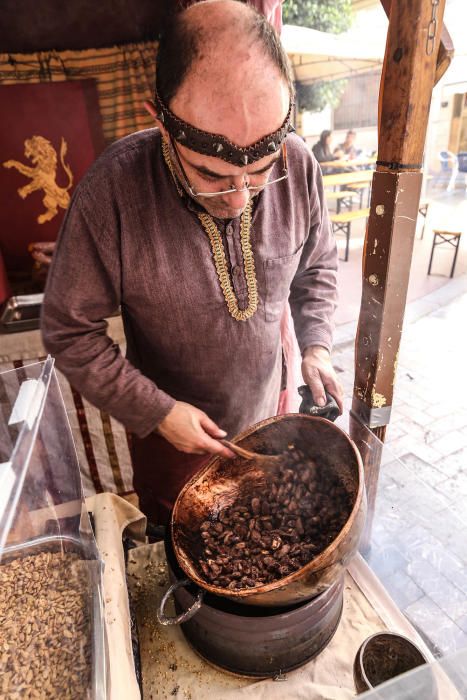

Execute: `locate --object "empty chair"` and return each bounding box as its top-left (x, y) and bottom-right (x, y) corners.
top-left (457, 152), bottom-right (467, 192)
top-left (438, 150), bottom-right (458, 191)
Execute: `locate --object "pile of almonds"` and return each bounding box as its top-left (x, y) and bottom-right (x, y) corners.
top-left (197, 453), bottom-right (352, 589)
top-left (0, 551), bottom-right (92, 699)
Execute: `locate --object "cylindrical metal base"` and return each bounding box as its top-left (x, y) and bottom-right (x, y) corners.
top-left (174, 576), bottom-right (344, 677)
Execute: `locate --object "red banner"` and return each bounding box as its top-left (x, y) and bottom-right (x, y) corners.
top-left (0, 79), bottom-right (104, 279)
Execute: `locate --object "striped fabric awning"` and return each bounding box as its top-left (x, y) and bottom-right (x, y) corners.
top-left (0, 41), bottom-right (158, 144)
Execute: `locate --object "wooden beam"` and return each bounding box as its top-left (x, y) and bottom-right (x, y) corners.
top-left (436, 23), bottom-right (455, 84)
top-left (378, 0), bottom-right (447, 167)
top-left (351, 0), bottom-right (447, 545)
top-left (353, 170), bottom-right (422, 427)
top-left (379, 0), bottom-right (453, 85)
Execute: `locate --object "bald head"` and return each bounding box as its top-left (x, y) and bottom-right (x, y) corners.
top-left (156, 0), bottom-right (293, 145)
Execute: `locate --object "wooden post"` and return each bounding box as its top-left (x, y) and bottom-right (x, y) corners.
top-left (350, 0), bottom-right (448, 549)
top-left (378, 0), bottom-right (453, 86)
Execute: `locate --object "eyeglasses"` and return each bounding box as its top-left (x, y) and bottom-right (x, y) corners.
top-left (168, 137), bottom-right (288, 198)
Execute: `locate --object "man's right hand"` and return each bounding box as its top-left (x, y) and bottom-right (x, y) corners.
top-left (28, 241), bottom-right (56, 266)
top-left (157, 401), bottom-right (235, 458)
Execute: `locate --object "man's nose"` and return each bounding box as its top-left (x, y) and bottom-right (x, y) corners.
top-left (224, 175), bottom-right (250, 208)
top-left (224, 187), bottom-right (250, 210)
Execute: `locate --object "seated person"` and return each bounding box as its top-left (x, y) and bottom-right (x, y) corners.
top-left (312, 131), bottom-right (343, 174)
top-left (337, 130), bottom-right (358, 160)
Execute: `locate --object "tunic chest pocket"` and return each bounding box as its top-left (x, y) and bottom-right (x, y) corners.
top-left (263, 244), bottom-right (304, 322)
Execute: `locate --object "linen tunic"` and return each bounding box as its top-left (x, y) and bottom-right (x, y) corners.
top-left (41, 129), bottom-right (338, 439)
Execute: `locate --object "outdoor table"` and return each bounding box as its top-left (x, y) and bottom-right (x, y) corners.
top-left (128, 542), bottom-right (396, 699)
top-left (319, 157), bottom-right (376, 169)
top-left (3, 342), bottom-right (466, 697)
top-left (126, 414), bottom-right (467, 699)
top-left (322, 170), bottom-right (374, 188)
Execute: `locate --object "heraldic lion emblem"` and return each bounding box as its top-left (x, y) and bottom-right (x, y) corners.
top-left (3, 135), bottom-right (73, 224)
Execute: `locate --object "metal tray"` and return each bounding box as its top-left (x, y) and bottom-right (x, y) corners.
top-left (1, 534), bottom-right (107, 699)
top-left (0, 294), bottom-right (43, 333)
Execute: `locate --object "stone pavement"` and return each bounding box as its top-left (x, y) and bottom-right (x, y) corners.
top-left (331, 273), bottom-right (467, 656)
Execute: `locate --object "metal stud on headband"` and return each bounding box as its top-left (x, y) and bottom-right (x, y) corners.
top-left (154, 87), bottom-right (295, 167)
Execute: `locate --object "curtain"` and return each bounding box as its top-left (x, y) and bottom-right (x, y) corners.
top-left (0, 41), bottom-right (157, 144)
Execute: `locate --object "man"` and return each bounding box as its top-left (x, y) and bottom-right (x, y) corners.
top-left (337, 130), bottom-right (358, 160)
top-left (42, 0), bottom-right (342, 523)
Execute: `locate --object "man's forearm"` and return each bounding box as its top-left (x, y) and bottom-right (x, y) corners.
top-left (42, 306), bottom-right (176, 437)
top-left (41, 183), bottom-right (177, 438)
top-left (290, 159), bottom-right (338, 354)
top-left (290, 263), bottom-right (338, 354)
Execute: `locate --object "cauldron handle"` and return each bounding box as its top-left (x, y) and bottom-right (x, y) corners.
top-left (298, 385), bottom-right (340, 422)
top-left (157, 578), bottom-right (204, 626)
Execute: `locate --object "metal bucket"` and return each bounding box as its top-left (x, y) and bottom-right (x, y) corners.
top-left (176, 576), bottom-right (344, 677)
top-left (159, 527), bottom-right (344, 677)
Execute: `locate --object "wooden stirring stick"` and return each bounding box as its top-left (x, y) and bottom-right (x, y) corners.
top-left (220, 439), bottom-right (284, 467)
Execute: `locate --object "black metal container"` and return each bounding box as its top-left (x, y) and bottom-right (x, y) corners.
top-left (160, 529), bottom-right (344, 677)
top-left (174, 576), bottom-right (344, 677)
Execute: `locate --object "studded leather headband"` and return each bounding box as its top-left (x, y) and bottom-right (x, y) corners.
top-left (154, 87), bottom-right (295, 167)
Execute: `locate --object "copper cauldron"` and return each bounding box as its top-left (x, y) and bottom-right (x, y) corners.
top-left (169, 413), bottom-right (366, 610)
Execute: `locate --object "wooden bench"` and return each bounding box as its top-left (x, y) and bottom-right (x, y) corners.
top-left (331, 208), bottom-right (370, 262)
top-left (346, 182), bottom-right (371, 208)
top-left (326, 190), bottom-right (357, 214)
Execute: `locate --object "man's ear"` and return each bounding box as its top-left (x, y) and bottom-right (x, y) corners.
top-left (143, 100), bottom-right (167, 136)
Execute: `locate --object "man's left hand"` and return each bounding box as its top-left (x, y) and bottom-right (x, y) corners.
top-left (301, 345), bottom-right (343, 414)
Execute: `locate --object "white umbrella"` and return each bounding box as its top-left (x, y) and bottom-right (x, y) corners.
top-left (282, 24), bottom-right (384, 84)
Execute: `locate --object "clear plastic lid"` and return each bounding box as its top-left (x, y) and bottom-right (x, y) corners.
top-left (0, 356), bottom-right (107, 698)
top-left (360, 646), bottom-right (467, 699)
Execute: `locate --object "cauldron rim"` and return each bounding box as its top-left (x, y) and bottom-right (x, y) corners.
top-left (171, 413), bottom-right (365, 604)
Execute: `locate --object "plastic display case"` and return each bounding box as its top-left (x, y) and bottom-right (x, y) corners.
top-left (0, 356), bottom-right (107, 699)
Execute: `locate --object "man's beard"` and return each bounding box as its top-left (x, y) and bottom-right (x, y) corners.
top-left (197, 193), bottom-right (258, 220)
